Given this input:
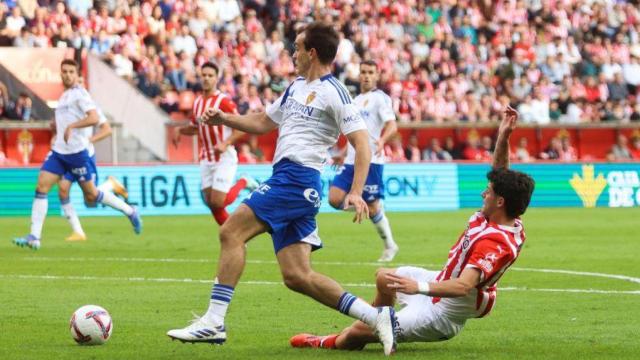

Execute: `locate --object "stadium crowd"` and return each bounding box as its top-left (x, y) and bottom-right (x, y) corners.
top-left (1, 0), bottom-right (640, 162)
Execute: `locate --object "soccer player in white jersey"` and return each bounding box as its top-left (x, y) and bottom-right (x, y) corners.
top-left (167, 22), bottom-right (398, 355)
top-left (57, 107), bottom-right (129, 242)
top-left (290, 106), bottom-right (535, 352)
top-left (13, 59), bottom-right (142, 250)
top-left (329, 60), bottom-right (399, 262)
top-left (172, 62), bottom-right (258, 226)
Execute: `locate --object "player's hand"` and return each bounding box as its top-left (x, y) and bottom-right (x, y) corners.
top-left (202, 109), bottom-right (225, 125)
top-left (213, 141), bottom-right (228, 154)
top-left (374, 139), bottom-right (385, 156)
top-left (64, 126), bottom-right (73, 143)
top-left (343, 192), bottom-right (369, 223)
top-left (172, 128), bottom-right (181, 148)
top-left (385, 273), bottom-right (419, 295)
top-left (499, 105), bottom-right (518, 135)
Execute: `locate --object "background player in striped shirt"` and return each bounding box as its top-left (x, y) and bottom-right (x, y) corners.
top-left (13, 59), bottom-right (141, 250)
top-left (173, 62), bottom-right (258, 225)
top-left (167, 22), bottom-right (397, 355)
top-left (330, 60), bottom-right (399, 262)
top-left (290, 105), bottom-right (535, 351)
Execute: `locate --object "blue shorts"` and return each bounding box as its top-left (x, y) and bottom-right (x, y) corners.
top-left (63, 154), bottom-right (98, 184)
top-left (42, 150), bottom-right (95, 183)
top-left (331, 163), bottom-right (385, 203)
top-left (243, 158), bottom-right (323, 254)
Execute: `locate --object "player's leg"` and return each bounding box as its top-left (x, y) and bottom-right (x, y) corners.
top-left (206, 161), bottom-right (258, 225)
top-left (97, 175), bottom-right (129, 199)
top-left (291, 267), bottom-right (397, 350)
top-left (328, 164), bottom-right (352, 209)
top-left (167, 204), bottom-right (268, 343)
top-left (77, 178), bottom-right (141, 234)
top-left (13, 170), bottom-right (60, 249)
top-left (58, 177), bottom-right (86, 241)
top-left (276, 241), bottom-right (398, 354)
top-left (369, 200), bottom-right (398, 262)
top-left (367, 164), bottom-right (398, 262)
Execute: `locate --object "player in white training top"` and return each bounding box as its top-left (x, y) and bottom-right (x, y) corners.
top-left (329, 60), bottom-right (399, 262)
top-left (290, 106), bottom-right (535, 353)
top-left (56, 106), bottom-right (129, 242)
top-left (13, 59), bottom-right (141, 250)
top-left (167, 22), bottom-right (398, 356)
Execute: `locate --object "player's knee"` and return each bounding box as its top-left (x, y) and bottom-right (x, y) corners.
top-left (281, 270), bottom-right (309, 293)
top-left (83, 192), bottom-right (98, 204)
top-left (208, 198), bottom-right (225, 209)
top-left (368, 203), bottom-right (380, 217)
top-left (219, 222), bottom-right (241, 248)
top-left (58, 189), bottom-right (70, 200)
top-left (328, 192), bottom-right (343, 209)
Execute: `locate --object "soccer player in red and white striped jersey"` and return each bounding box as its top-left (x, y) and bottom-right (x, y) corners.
top-left (173, 62), bottom-right (258, 225)
top-left (290, 105), bottom-right (535, 352)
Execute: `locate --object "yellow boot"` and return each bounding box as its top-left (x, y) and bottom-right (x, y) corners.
top-left (107, 176), bottom-right (129, 199)
top-left (65, 232), bottom-right (87, 242)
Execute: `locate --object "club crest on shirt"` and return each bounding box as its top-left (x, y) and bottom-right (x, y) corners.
top-left (363, 99), bottom-right (369, 107)
top-left (306, 91), bottom-right (316, 105)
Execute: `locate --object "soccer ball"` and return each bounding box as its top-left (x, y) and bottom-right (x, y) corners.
top-left (69, 305), bottom-right (113, 345)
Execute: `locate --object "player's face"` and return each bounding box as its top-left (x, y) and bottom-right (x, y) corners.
top-left (481, 182), bottom-right (504, 217)
top-left (359, 64), bottom-right (378, 91)
top-left (60, 64), bottom-right (78, 89)
top-left (293, 33), bottom-right (311, 77)
top-left (201, 67), bottom-right (218, 92)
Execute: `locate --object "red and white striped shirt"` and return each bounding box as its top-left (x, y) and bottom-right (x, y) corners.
top-left (191, 91), bottom-right (238, 162)
top-left (433, 212), bottom-right (526, 320)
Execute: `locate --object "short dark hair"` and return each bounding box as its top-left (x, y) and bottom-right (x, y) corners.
top-left (201, 62), bottom-right (219, 74)
top-left (301, 22), bottom-right (339, 65)
top-left (487, 168), bottom-right (535, 219)
top-left (61, 59), bottom-right (78, 69)
top-left (360, 60), bottom-right (378, 69)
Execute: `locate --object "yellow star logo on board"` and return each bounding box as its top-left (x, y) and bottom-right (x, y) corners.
top-left (569, 165), bottom-right (607, 208)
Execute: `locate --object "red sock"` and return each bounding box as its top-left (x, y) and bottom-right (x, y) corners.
top-left (224, 179), bottom-right (247, 206)
top-left (320, 335), bottom-right (338, 349)
top-left (212, 208), bottom-right (229, 225)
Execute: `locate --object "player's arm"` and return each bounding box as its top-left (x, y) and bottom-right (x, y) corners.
top-left (344, 129), bottom-right (371, 223)
top-left (386, 268), bottom-right (481, 298)
top-left (64, 109), bottom-right (99, 142)
top-left (201, 110), bottom-right (278, 135)
top-left (376, 120), bottom-right (397, 155)
top-left (90, 122), bottom-right (112, 143)
top-left (492, 105), bottom-right (518, 170)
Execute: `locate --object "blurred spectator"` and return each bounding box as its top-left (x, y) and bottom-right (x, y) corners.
top-left (404, 133), bottom-right (421, 162)
top-left (629, 137), bottom-right (640, 159)
top-left (422, 138), bottom-right (452, 162)
top-left (514, 137), bottom-right (532, 162)
top-left (540, 137), bottom-right (562, 160)
top-left (248, 135), bottom-right (264, 162)
top-left (560, 137), bottom-right (578, 161)
top-left (608, 134), bottom-right (632, 160)
top-left (6, 92), bottom-right (32, 121)
top-left (444, 136), bottom-right (462, 160)
top-left (608, 73), bottom-right (629, 102)
top-left (463, 136), bottom-right (491, 161)
top-left (237, 143), bottom-right (257, 164)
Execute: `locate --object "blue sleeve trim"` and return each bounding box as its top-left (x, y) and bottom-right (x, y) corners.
top-left (327, 78), bottom-right (351, 105)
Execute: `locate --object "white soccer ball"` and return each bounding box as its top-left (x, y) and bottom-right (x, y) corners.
top-left (69, 305), bottom-right (113, 345)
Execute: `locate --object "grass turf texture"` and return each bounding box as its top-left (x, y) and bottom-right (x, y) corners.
top-left (1, 208), bottom-right (639, 359)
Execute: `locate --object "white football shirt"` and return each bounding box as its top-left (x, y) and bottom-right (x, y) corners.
top-left (266, 75), bottom-right (367, 171)
top-left (53, 85), bottom-right (97, 154)
top-left (82, 107), bottom-right (107, 157)
top-left (345, 89), bottom-right (396, 165)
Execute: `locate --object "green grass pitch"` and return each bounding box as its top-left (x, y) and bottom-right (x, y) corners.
top-left (1, 208), bottom-right (639, 359)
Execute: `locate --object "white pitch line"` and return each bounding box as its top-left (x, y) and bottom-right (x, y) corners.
top-left (0, 274), bottom-right (639, 295)
top-left (20, 256), bottom-right (640, 284)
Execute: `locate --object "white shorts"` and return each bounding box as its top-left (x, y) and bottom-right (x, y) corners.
top-left (200, 159), bottom-right (238, 193)
top-left (394, 266), bottom-right (466, 343)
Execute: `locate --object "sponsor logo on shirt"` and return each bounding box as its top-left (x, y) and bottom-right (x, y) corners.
top-left (283, 98), bottom-right (314, 117)
top-left (343, 115), bottom-right (359, 123)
